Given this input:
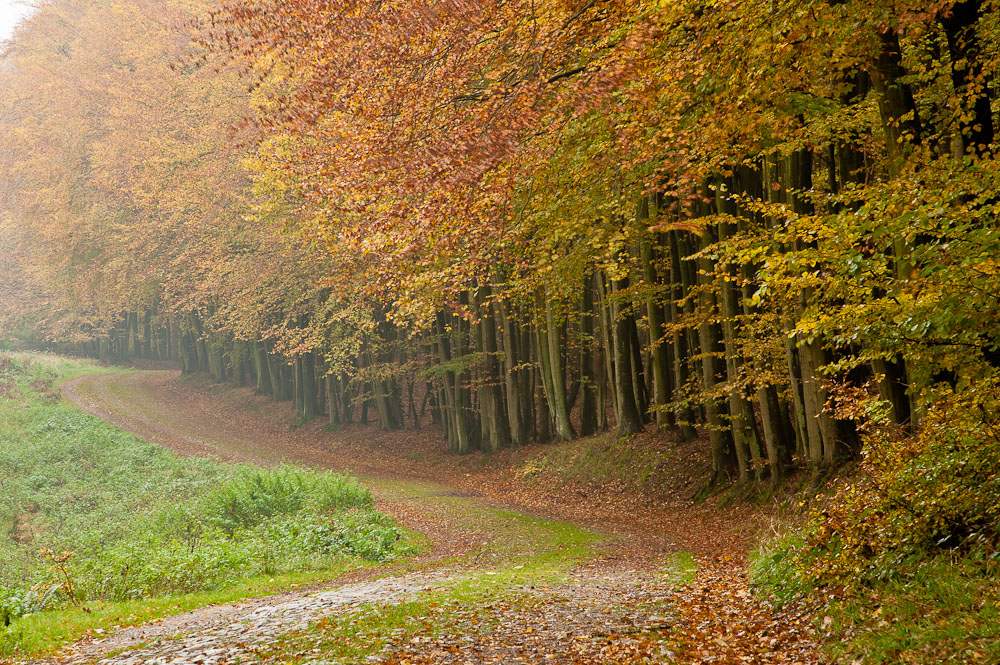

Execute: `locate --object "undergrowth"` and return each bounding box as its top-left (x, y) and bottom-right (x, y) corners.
top-left (0, 354), bottom-right (415, 657)
top-left (751, 382), bottom-right (1000, 664)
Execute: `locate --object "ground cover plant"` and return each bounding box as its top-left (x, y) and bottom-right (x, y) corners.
top-left (752, 381), bottom-right (1000, 663)
top-left (0, 354), bottom-right (414, 657)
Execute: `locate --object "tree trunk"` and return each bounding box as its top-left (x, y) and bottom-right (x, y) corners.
top-left (941, 1), bottom-right (994, 155)
top-left (437, 311), bottom-right (472, 452)
top-left (641, 230), bottom-right (672, 429)
top-left (255, 342), bottom-right (272, 396)
top-left (302, 351), bottom-right (319, 421)
top-left (294, 355), bottom-right (305, 416)
top-left (609, 275), bottom-right (645, 436)
top-left (628, 310), bottom-right (649, 421)
top-left (580, 274), bottom-right (599, 436)
top-left (667, 230), bottom-right (697, 441)
top-left (477, 285), bottom-right (511, 451)
top-left (696, 223), bottom-right (737, 480)
top-left (181, 330), bottom-right (198, 374)
top-left (595, 272), bottom-right (619, 423)
top-left (327, 374), bottom-right (341, 426)
top-left (543, 293), bottom-right (575, 441)
top-left (499, 300), bottom-right (531, 445)
top-left (716, 178), bottom-right (765, 483)
top-left (341, 375), bottom-right (354, 424)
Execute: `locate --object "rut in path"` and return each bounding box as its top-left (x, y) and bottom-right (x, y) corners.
top-left (53, 370), bottom-right (820, 665)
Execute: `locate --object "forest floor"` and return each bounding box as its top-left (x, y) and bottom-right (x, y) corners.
top-left (50, 369), bottom-right (822, 665)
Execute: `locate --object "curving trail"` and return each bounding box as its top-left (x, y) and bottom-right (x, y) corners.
top-left (50, 370), bottom-right (820, 665)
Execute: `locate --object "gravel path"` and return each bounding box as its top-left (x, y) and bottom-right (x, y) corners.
top-left (56, 573), bottom-right (450, 665)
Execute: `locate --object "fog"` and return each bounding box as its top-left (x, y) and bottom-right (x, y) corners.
top-left (0, 0), bottom-right (34, 43)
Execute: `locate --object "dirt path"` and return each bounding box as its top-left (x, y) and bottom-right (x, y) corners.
top-left (54, 370), bottom-right (821, 665)
top-left (62, 370), bottom-right (735, 556)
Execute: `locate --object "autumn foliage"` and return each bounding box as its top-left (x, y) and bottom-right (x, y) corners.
top-left (2, 0), bottom-right (1000, 590)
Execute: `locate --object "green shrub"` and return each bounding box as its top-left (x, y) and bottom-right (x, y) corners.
top-left (203, 466), bottom-right (373, 534)
top-left (759, 384), bottom-right (1000, 593)
top-left (749, 532), bottom-right (811, 606)
top-left (751, 381), bottom-right (1000, 663)
top-left (332, 509), bottom-right (408, 561)
top-left (0, 580), bottom-right (73, 621)
top-left (74, 508), bottom-right (410, 601)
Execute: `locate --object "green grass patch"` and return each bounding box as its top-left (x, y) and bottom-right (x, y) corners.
top-left (0, 353), bottom-right (418, 659)
top-left (661, 551), bottom-right (698, 584)
top-left (821, 556), bottom-right (1000, 665)
top-left (242, 593), bottom-right (486, 664)
top-left (752, 532), bottom-right (1000, 664)
top-left (749, 532), bottom-right (812, 607)
top-left (0, 565), bottom-right (360, 660)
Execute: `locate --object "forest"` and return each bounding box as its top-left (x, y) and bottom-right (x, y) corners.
top-left (2, 0), bottom-right (1000, 663)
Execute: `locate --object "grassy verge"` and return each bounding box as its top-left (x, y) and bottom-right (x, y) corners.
top-left (826, 556), bottom-right (1000, 664)
top-left (0, 353), bottom-right (420, 661)
top-left (752, 531), bottom-right (1000, 664)
top-left (1, 565), bottom-right (362, 659)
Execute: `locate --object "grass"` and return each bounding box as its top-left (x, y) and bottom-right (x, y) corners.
top-left (661, 551), bottom-right (698, 584)
top-left (6, 466), bottom-right (616, 665)
top-left (1, 565), bottom-right (362, 660)
top-left (0, 353), bottom-right (420, 661)
top-left (749, 532), bottom-right (811, 607)
top-left (751, 532), bottom-right (1000, 664)
top-left (821, 556), bottom-right (1000, 665)
top-left (0, 352), bottom-right (114, 380)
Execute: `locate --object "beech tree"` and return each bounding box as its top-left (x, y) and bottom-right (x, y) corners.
top-left (2, 0), bottom-right (1000, 489)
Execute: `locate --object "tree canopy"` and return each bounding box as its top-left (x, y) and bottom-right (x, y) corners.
top-left (2, 0), bottom-right (1000, 492)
